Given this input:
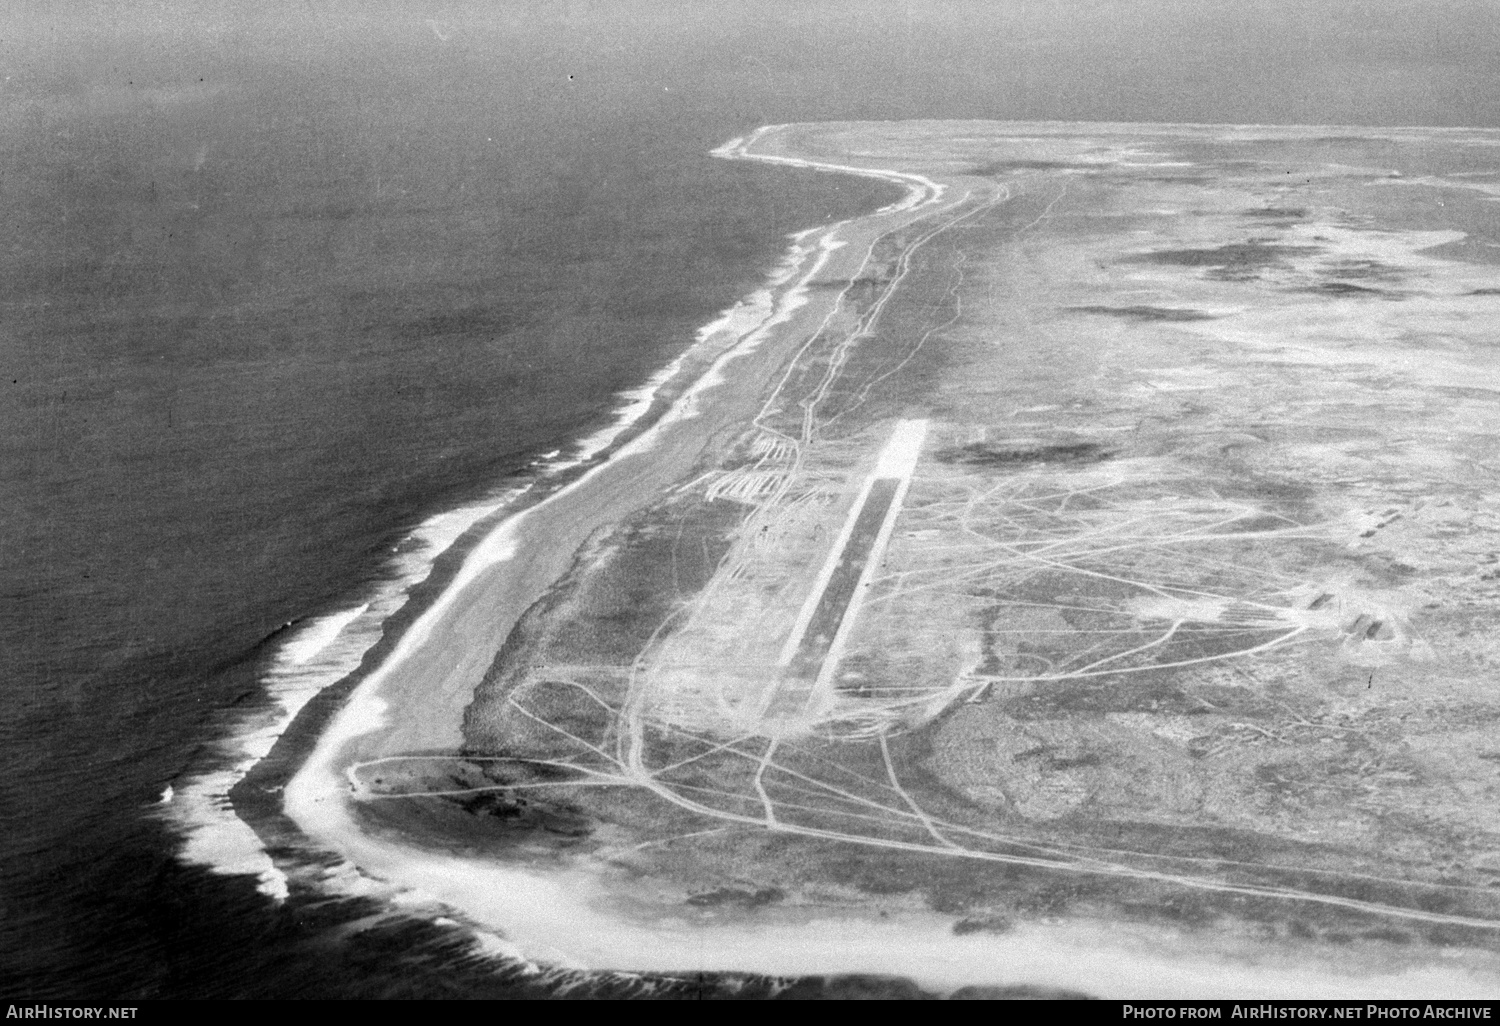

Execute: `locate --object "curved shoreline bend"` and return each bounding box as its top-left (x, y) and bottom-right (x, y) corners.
top-left (272, 124), bottom-right (981, 958)
top-left (259, 122), bottom-right (1500, 996)
top-left (282, 127), bottom-right (952, 764)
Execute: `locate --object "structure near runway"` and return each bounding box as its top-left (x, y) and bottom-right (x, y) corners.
top-left (288, 121), bottom-right (1500, 995)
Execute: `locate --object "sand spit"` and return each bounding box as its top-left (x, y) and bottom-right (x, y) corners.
top-left (249, 121), bottom-right (1500, 994)
top-left (265, 128), bottom-right (960, 892)
top-left (171, 133), bottom-right (944, 902)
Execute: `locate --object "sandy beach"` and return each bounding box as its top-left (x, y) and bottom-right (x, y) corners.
top-left (284, 134), bottom-right (978, 769)
top-left (263, 121), bottom-right (1500, 995)
top-left (270, 125), bottom-right (995, 907)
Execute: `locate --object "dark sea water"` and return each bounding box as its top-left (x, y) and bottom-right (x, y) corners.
top-left (5, 3), bottom-right (1498, 1000)
top-left (0, 34), bottom-right (897, 1003)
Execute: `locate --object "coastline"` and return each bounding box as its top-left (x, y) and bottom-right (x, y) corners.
top-left (280, 124), bottom-right (958, 786)
top-left (189, 125), bottom-right (950, 906)
top-left (194, 121), bottom-right (1500, 995)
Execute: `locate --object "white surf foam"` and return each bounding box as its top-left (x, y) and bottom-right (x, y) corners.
top-left (162, 129), bottom-right (884, 899)
top-left (271, 129), bottom-right (1029, 962)
top-left (281, 604), bottom-right (368, 666)
top-left (177, 123), bottom-right (972, 972)
top-left (162, 488), bottom-right (530, 899)
top-left (202, 122), bottom-right (1500, 995)
top-left (540, 230), bottom-right (826, 472)
top-left (278, 121), bottom-right (964, 903)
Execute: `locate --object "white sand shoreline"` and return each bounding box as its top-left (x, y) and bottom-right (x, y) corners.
top-left (167, 127), bottom-right (942, 906)
top-left (157, 126), bottom-right (934, 911)
top-left (267, 125), bottom-right (1005, 976)
top-left (283, 125), bottom-right (949, 783)
top-left (212, 121), bottom-right (1500, 995)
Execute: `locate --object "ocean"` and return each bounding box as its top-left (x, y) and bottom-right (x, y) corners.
top-left (0, 24), bottom-right (906, 999)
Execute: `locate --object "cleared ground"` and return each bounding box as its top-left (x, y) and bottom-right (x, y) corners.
top-left (346, 122), bottom-right (1500, 987)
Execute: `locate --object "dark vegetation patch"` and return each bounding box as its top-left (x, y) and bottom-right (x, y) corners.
top-left (1059, 816), bottom-right (1297, 874)
top-left (1118, 891), bottom-right (1221, 929)
top-left (952, 915), bottom-right (1014, 935)
top-left (1444, 386), bottom-right (1500, 403)
top-left (1232, 513), bottom-right (1298, 534)
top-left (813, 845), bottom-right (1031, 907)
top-left (1246, 207), bottom-right (1307, 221)
top-left (1042, 750), bottom-right (1101, 771)
top-left (1324, 259), bottom-right (1402, 283)
top-left (455, 789), bottom-right (594, 837)
top-left (1003, 678), bottom-right (1211, 719)
top-left (543, 500), bottom-right (744, 664)
top-left (811, 776), bottom-right (1496, 948)
top-left (969, 159), bottom-right (1087, 175)
top-left (1188, 682), bottom-right (1272, 716)
top-left (1067, 305), bottom-right (1216, 322)
top-left (826, 227), bottom-right (968, 423)
top-left (1010, 744), bottom-right (1103, 771)
top-left (355, 760), bottom-right (603, 847)
top-left (480, 674), bottom-right (618, 761)
top-left (1127, 241), bottom-right (1320, 280)
top-left (811, 275), bottom-right (890, 291)
top-left (1211, 475), bottom-right (1317, 520)
top-left (1300, 281), bottom-right (1390, 297)
top-left (686, 886), bottom-right (785, 909)
top-left (933, 441), bottom-right (1114, 467)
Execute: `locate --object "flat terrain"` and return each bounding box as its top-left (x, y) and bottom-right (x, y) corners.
top-left (327, 122), bottom-right (1500, 992)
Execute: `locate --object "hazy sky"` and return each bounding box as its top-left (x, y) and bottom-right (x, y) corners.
top-left (6, 0), bottom-right (1500, 129)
